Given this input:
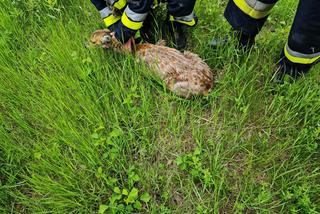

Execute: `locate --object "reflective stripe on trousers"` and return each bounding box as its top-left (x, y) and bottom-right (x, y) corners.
top-left (284, 43), bottom-right (320, 64)
top-left (233, 0), bottom-right (276, 19)
top-left (121, 6), bottom-right (148, 30)
top-left (169, 11), bottom-right (196, 26)
top-left (106, 0), bottom-right (127, 10)
top-left (104, 15), bottom-right (121, 27)
top-left (99, 7), bottom-right (112, 19)
top-left (100, 7), bottom-right (121, 27)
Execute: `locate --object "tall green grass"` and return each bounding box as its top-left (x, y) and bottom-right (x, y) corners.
top-left (0, 0), bottom-right (319, 213)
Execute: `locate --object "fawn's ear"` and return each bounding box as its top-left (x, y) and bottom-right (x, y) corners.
top-left (90, 30), bottom-right (100, 43)
top-left (102, 29), bottom-right (111, 34)
top-left (92, 30), bottom-right (106, 37)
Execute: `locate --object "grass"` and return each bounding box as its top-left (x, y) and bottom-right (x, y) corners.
top-left (0, 0), bottom-right (319, 213)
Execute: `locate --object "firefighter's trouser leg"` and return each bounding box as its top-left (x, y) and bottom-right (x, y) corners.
top-left (167, 0), bottom-right (197, 27)
top-left (224, 0), bottom-right (278, 36)
top-left (282, 0), bottom-right (320, 74)
top-left (115, 0), bottom-right (153, 42)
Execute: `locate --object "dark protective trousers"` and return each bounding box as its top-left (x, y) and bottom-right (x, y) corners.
top-left (224, 0), bottom-right (320, 70)
top-left (91, 0), bottom-right (196, 18)
top-left (91, 0), bottom-right (196, 42)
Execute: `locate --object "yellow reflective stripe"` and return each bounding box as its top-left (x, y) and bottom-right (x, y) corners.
top-left (114, 0), bottom-right (126, 10)
top-left (121, 12), bottom-right (143, 30)
top-left (174, 19), bottom-right (196, 26)
top-left (284, 44), bottom-right (320, 64)
top-left (104, 15), bottom-right (121, 27)
top-left (233, 0), bottom-right (271, 19)
top-left (169, 15), bottom-right (196, 27)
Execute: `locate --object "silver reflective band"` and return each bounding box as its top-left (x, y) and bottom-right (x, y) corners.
top-left (100, 7), bottom-right (113, 19)
top-left (286, 44), bottom-right (320, 59)
top-left (245, 0), bottom-right (275, 12)
top-left (124, 7), bottom-right (148, 22)
top-left (106, 0), bottom-right (116, 5)
top-left (173, 11), bottom-right (195, 22)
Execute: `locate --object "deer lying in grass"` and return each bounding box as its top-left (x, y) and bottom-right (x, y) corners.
top-left (90, 29), bottom-right (214, 98)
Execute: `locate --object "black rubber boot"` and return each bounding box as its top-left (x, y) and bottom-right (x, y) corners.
top-left (272, 55), bottom-right (313, 83)
top-left (139, 12), bottom-right (160, 44)
top-left (167, 21), bottom-right (187, 51)
top-left (210, 30), bottom-right (255, 50)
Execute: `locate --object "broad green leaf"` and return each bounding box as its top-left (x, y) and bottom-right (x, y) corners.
top-left (109, 194), bottom-right (122, 204)
top-left (132, 174), bottom-right (140, 182)
top-left (106, 177), bottom-right (117, 186)
top-left (122, 189), bottom-right (129, 195)
top-left (140, 193), bottom-right (151, 203)
top-left (126, 205), bottom-right (133, 212)
top-left (98, 205), bottom-right (108, 214)
top-left (125, 188), bottom-right (139, 204)
top-left (113, 187), bottom-right (121, 194)
top-left (133, 201), bottom-right (142, 210)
